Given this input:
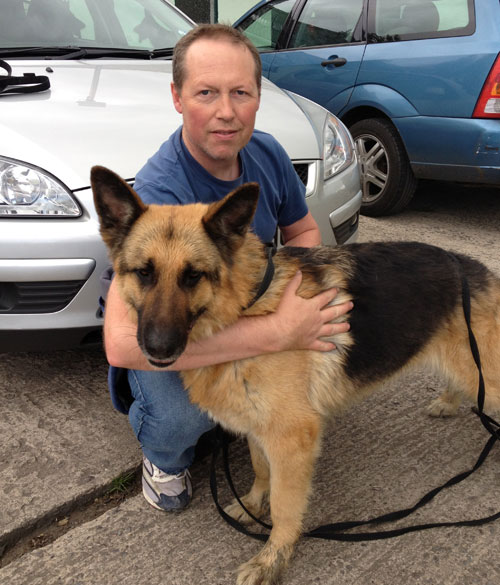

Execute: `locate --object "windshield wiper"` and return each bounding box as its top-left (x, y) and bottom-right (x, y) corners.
top-left (150, 48), bottom-right (174, 58)
top-left (0, 46), bottom-right (174, 60)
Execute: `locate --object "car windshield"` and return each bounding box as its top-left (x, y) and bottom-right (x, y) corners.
top-left (0, 0), bottom-right (194, 54)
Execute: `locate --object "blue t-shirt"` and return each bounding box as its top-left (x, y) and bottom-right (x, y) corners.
top-left (133, 126), bottom-right (308, 243)
top-left (106, 126), bottom-right (308, 414)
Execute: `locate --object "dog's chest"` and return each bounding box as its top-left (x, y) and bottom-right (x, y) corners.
top-left (182, 363), bottom-right (269, 434)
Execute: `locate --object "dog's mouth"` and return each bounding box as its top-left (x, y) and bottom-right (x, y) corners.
top-left (147, 358), bottom-right (176, 368)
top-left (139, 342), bottom-right (184, 369)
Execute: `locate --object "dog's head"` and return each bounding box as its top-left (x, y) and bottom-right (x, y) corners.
top-left (91, 165), bottom-right (260, 367)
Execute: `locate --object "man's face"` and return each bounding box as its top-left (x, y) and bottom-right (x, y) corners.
top-left (171, 38), bottom-right (261, 179)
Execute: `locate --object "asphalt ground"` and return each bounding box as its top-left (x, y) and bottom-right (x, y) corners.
top-left (1, 181), bottom-right (499, 585)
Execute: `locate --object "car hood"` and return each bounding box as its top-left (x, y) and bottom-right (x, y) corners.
top-left (0, 59), bottom-right (321, 191)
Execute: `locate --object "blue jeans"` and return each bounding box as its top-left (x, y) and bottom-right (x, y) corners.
top-left (127, 369), bottom-right (216, 475)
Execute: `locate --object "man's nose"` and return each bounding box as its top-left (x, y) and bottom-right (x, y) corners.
top-left (216, 93), bottom-right (235, 119)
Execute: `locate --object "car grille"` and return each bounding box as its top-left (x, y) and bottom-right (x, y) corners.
top-left (293, 163), bottom-right (309, 186)
top-left (0, 281), bottom-right (85, 314)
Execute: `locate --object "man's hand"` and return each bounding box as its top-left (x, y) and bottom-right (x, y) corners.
top-left (269, 270), bottom-right (352, 352)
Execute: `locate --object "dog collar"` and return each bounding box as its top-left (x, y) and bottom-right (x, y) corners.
top-left (245, 243), bottom-right (276, 309)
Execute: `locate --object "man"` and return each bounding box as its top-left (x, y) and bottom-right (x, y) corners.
top-left (103, 24), bottom-right (353, 512)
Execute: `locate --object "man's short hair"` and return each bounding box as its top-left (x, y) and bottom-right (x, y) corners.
top-left (172, 24), bottom-right (262, 93)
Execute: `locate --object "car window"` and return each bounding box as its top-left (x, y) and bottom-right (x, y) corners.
top-left (236, 0), bottom-right (296, 50)
top-left (0, 0), bottom-right (192, 50)
top-left (289, 0), bottom-right (364, 47)
top-left (373, 0), bottom-right (475, 41)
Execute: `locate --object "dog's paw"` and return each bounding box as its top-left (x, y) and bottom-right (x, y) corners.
top-left (236, 559), bottom-right (277, 585)
top-left (236, 544), bottom-right (291, 585)
top-left (224, 499), bottom-right (261, 525)
top-left (427, 397), bottom-right (459, 418)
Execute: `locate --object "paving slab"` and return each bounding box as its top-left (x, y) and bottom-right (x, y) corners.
top-left (0, 347), bottom-right (140, 547)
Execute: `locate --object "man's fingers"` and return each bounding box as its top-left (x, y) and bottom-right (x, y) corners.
top-left (310, 339), bottom-right (336, 352)
top-left (313, 286), bottom-right (339, 308)
top-left (320, 321), bottom-right (350, 337)
top-left (283, 270), bottom-right (303, 297)
top-left (321, 300), bottom-right (353, 322)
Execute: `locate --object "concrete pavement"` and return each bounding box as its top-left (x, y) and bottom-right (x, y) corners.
top-left (1, 351), bottom-right (499, 585)
top-left (0, 347), bottom-right (140, 548)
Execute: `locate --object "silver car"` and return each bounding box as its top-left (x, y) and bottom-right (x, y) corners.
top-left (0, 0), bottom-right (362, 352)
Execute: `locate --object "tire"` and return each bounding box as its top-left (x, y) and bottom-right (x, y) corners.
top-left (349, 118), bottom-right (417, 217)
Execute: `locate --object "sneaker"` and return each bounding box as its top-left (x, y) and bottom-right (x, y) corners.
top-left (142, 457), bottom-right (192, 511)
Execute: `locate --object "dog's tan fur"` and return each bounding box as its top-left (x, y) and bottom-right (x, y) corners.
top-left (92, 167), bottom-right (500, 585)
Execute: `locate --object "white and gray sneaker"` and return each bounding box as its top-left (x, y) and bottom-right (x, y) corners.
top-left (142, 457), bottom-right (192, 511)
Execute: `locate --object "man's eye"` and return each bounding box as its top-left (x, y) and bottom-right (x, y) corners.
top-left (200, 89), bottom-right (211, 96)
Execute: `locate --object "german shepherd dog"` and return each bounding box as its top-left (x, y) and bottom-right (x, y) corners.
top-left (91, 166), bottom-right (500, 585)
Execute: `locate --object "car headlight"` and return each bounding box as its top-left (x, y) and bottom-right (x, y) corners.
top-left (323, 114), bottom-right (355, 180)
top-left (0, 158), bottom-right (81, 217)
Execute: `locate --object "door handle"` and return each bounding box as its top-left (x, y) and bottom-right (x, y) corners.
top-left (321, 57), bottom-right (347, 67)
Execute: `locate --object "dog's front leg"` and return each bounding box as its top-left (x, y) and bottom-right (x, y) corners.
top-left (225, 435), bottom-right (270, 524)
top-left (236, 419), bottom-right (322, 585)
top-left (427, 382), bottom-right (463, 417)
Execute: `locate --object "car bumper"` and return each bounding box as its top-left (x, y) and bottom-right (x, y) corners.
top-left (303, 158), bottom-right (362, 247)
top-left (0, 190), bottom-right (108, 352)
top-left (395, 117), bottom-right (500, 184)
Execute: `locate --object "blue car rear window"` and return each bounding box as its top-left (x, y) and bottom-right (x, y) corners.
top-left (369, 0), bottom-right (475, 42)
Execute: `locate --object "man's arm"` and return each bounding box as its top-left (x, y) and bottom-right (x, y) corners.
top-left (280, 210), bottom-right (321, 247)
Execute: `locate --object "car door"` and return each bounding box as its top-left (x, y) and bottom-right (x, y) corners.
top-left (235, 0), bottom-right (299, 77)
top-left (266, 0), bottom-right (367, 114)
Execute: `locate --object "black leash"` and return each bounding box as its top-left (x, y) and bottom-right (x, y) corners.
top-left (210, 254), bottom-right (499, 541)
top-left (0, 59), bottom-right (51, 96)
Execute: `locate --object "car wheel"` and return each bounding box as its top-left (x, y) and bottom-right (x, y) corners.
top-left (350, 118), bottom-right (417, 217)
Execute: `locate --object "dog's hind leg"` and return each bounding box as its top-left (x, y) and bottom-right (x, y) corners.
top-left (225, 435), bottom-right (270, 524)
top-left (423, 294), bottom-right (500, 417)
top-left (236, 417), bottom-right (322, 585)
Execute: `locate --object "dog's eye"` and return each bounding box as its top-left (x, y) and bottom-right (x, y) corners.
top-left (135, 265), bottom-right (154, 285)
top-left (182, 268), bottom-right (204, 288)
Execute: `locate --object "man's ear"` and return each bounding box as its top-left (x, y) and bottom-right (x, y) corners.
top-left (171, 82), bottom-right (183, 114)
top-left (202, 182), bottom-right (260, 262)
top-left (90, 165), bottom-right (146, 259)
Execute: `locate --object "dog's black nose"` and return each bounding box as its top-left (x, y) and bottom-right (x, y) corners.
top-left (139, 322), bottom-right (187, 364)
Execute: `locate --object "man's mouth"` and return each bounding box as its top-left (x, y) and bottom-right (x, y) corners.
top-left (212, 129), bottom-right (238, 137)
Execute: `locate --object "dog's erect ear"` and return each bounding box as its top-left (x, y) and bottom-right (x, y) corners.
top-left (202, 182), bottom-right (260, 261)
top-left (90, 165), bottom-right (146, 258)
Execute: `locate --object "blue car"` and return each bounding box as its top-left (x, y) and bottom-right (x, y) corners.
top-left (235, 0), bottom-right (500, 216)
